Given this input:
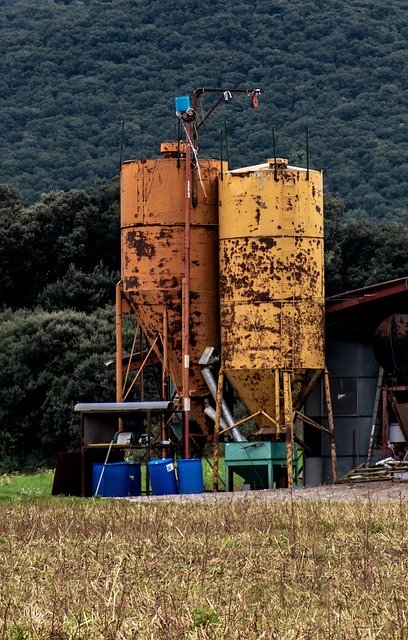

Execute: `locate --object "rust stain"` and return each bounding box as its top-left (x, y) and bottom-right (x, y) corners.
top-left (126, 230), bottom-right (156, 258)
top-left (121, 156), bottom-right (224, 418)
top-left (218, 165), bottom-right (325, 410)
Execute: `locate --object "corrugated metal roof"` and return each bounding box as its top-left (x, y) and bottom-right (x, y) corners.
top-left (326, 277), bottom-right (408, 340)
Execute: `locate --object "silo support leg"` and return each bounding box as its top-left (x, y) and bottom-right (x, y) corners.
top-left (115, 281), bottom-right (124, 432)
top-left (213, 369), bottom-right (224, 492)
top-left (323, 369), bottom-right (338, 484)
top-left (283, 371), bottom-right (294, 489)
top-left (274, 369), bottom-right (281, 438)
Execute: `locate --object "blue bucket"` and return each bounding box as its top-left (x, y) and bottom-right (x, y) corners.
top-left (148, 458), bottom-right (178, 495)
top-left (177, 458), bottom-right (204, 494)
top-left (92, 462), bottom-right (141, 498)
top-left (175, 95), bottom-right (190, 113)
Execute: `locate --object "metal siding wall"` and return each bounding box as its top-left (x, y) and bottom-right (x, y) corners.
top-left (357, 342), bottom-right (380, 376)
top-left (322, 417), bottom-right (372, 457)
top-left (326, 341), bottom-right (358, 376)
top-left (306, 340), bottom-right (380, 481)
top-left (322, 456), bottom-right (355, 484)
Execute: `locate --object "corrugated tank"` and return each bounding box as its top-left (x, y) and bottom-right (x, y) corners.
top-left (218, 158), bottom-right (325, 425)
top-left (121, 146), bottom-right (224, 417)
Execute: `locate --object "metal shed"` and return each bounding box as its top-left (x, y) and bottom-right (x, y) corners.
top-left (304, 277), bottom-right (408, 484)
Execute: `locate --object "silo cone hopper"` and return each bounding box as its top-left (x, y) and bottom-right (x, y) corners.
top-left (217, 157), bottom-right (338, 486)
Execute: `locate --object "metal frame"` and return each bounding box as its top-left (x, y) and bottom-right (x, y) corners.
top-left (212, 367), bottom-right (338, 489)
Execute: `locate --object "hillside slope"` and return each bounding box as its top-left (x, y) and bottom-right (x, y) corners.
top-left (1, 0), bottom-right (407, 218)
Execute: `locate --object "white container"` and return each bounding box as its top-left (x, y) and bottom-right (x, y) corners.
top-left (389, 422), bottom-right (405, 443)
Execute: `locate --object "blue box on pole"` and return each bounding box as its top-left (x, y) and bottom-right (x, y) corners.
top-left (177, 458), bottom-right (204, 494)
top-left (92, 462), bottom-right (141, 497)
top-left (148, 458), bottom-right (178, 495)
top-left (175, 95), bottom-right (190, 113)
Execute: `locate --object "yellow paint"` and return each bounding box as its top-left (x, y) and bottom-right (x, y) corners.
top-left (219, 161), bottom-right (325, 424)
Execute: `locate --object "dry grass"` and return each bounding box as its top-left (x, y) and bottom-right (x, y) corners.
top-left (1, 495), bottom-right (407, 639)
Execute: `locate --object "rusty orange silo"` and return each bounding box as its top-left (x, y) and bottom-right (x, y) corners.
top-left (120, 143), bottom-right (224, 434)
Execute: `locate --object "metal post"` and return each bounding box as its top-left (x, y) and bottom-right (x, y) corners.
top-left (367, 367), bottom-right (383, 466)
top-left (323, 369), bottom-right (338, 483)
top-left (140, 325), bottom-right (144, 401)
top-left (146, 410), bottom-right (151, 496)
top-left (213, 369), bottom-right (224, 492)
top-left (115, 281), bottom-right (124, 432)
top-left (80, 414), bottom-right (85, 497)
top-left (274, 369), bottom-right (280, 438)
top-left (382, 387), bottom-right (388, 454)
top-left (182, 131), bottom-right (192, 459)
top-left (283, 370), bottom-right (294, 488)
top-left (162, 308), bottom-right (168, 445)
top-left (306, 126), bottom-right (310, 181)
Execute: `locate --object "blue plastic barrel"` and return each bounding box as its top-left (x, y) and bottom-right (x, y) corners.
top-left (92, 462), bottom-right (141, 497)
top-left (177, 458), bottom-right (204, 494)
top-left (148, 458), bottom-right (178, 495)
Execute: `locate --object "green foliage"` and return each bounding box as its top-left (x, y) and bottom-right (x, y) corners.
top-left (10, 624), bottom-right (29, 640)
top-left (0, 307), bottom-right (117, 471)
top-left (0, 0), bottom-right (406, 220)
top-left (192, 606), bottom-right (221, 628)
top-left (324, 196), bottom-right (408, 294)
top-left (0, 179), bottom-right (119, 310)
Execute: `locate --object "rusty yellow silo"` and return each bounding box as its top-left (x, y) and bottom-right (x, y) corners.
top-left (218, 158), bottom-right (325, 433)
top-left (120, 143), bottom-right (224, 436)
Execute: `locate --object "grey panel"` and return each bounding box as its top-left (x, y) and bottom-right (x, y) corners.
top-left (304, 380), bottom-right (323, 415)
top-left (327, 342), bottom-right (379, 377)
top-left (330, 378), bottom-right (358, 415)
top-left (322, 456), bottom-right (355, 482)
top-left (322, 417), bottom-right (371, 458)
top-left (357, 344), bottom-right (380, 376)
top-left (326, 342), bottom-right (358, 376)
top-left (357, 377), bottom-right (379, 415)
top-left (304, 457), bottom-right (322, 487)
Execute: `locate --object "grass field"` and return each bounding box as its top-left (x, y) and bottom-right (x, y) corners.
top-left (0, 470), bottom-right (54, 501)
top-left (0, 472), bottom-right (408, 639)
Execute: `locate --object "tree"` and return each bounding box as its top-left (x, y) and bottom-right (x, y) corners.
top-left (0, 180), bottom-right (120, 311)
top-left (0, 307), bottom-right (117, 471)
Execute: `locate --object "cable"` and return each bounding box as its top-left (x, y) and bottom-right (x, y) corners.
top-left (179, 119), bottom-right (207, 198)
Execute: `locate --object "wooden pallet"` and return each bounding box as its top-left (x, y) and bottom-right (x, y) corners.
top-left (339, 461), bottom-right (408, 483)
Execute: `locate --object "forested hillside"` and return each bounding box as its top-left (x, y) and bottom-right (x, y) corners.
top-left (0, 0), bottom-right (407, 469)
top-left (1, 0), bottom-right (407, 219)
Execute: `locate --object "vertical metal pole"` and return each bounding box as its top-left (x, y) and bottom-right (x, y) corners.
top-left (119, 120), bottom-right (125, 173)
top-left (213, 369), bottom-right (224, 492)
top-left (177, 119), bottom-right (181, 169)
top-left (274, 369), bottom-right (281, 438)
top-left (224, 120), bottom-right (230, 168)
top-left (139, 325), bottom-right (144, 401)
top-left (80, 414), bottom-right (85, 497)
top-left (182, 128), bottom-right (191, 459)
top-left (323, 369), bottom-right (338, 483)
top-left (161, 308), bottom-right (168, 456)
top-left (367, 367), bottom-right (383, 466)
top-left (220, 130), bottom-right (224, 181)
top-left (115, 281), bottom-right (124, 432)
top-left (146, 410), bottom-right (151, 496)
top-left (272, 128), bottom-right (278, 182)
top-left (283, 370), bottom-right (294, 489)
top-left (306, 126), bottom-right (310, 181)
top-left (382, 387), bottom-right (388, 454)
